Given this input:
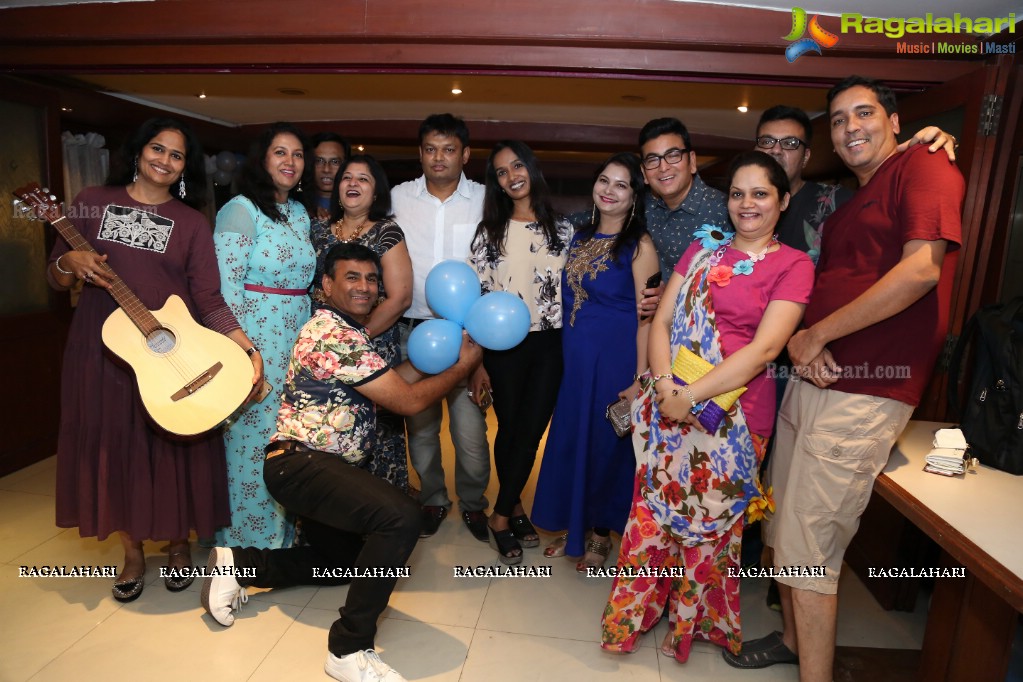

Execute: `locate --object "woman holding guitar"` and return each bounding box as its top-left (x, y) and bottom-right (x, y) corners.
top-left (46, 118), bottom-right (262, 602)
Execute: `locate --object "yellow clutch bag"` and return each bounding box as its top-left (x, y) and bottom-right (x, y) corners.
top-left (671, 346), bottom-right (746, 431)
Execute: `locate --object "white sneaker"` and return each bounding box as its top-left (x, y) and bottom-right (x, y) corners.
top-left (200, 547), bottom-right (248, 626)
top-left (324, 650), bottom-right (407, 682)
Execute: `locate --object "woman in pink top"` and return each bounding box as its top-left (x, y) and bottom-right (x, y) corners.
top-left (601, 151), bottom-right (815, 664)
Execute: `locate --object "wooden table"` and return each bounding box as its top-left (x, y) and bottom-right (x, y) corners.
top-left (874, 420), bottom-right (1023, 681)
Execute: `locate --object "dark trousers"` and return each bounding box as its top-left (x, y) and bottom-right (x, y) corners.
top-left (232, 448), bottom-right (420, 655)
top-left (484, 328), bottom-right (563, 517)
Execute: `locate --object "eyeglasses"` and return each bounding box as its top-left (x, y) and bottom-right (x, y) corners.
top-left (315, 157), bottom-right (342, 168)
top-left (641, 148), bottom-right (689, 170)
top-left (755, 136), bottom-right (806, 151)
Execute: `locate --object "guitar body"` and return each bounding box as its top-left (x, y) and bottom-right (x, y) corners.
top-left (101, 295), bottom-right (252, 436)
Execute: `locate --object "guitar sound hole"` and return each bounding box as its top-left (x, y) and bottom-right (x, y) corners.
top-left (146, 328), bottom-right (177, 354)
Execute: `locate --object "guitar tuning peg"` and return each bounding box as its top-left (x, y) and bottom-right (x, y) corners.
top-left (41, 187), bottom-right (50, 193)
top-left (12, 199), bottom-right (20, 206)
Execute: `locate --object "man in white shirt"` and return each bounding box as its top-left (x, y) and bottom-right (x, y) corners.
top-left (391, 113), bottom-right (491, 541)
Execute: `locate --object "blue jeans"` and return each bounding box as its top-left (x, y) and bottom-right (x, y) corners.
top-left (232, 447), bottom-right (420, 655)
top-left (400, 320), bottom-right (490, 512)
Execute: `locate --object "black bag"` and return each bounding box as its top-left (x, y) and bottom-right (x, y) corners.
top-left (947, 297), bottom-right (1023, 474)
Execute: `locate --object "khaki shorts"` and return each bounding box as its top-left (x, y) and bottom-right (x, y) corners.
top-left (763, 380), bottom-right (913, 594)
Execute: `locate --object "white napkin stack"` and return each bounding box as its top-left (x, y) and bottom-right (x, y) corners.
top-left (924, 428), bottom-right (970, 475)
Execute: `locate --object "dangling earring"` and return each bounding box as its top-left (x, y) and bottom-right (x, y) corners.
top-left (178, 176), bottom-right (187, 199)
top-left (591, 204), bottom-right (597, 225)
top-left (628, 202), bottom-right (636, 226)
top-left (296, 183), bottom-right (303, 193)
top-left (132, 158), bottom-right (138, 183)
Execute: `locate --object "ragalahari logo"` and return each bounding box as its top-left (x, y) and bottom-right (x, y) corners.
top-left (784, 7), bottom-right (840, 62)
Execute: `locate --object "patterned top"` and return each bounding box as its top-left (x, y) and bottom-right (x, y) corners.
top-left (272, 307), bottom-right (390, 464)
top-left (645, 173), bottom-right (728, 280)
top-left (309, 217), bottom-right (405, 305)
top-left (468, 217), bottom-right (573, 331)
top-left (776, 181), bottom-right (854, 264)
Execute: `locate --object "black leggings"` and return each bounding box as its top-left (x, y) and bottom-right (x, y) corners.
top-left (484, 329), bottom-right (563, 518)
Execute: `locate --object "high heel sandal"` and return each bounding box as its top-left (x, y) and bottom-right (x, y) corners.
top-left (544, 534), bottom-right (569, 558)
top-left (487, 525), bottom-right (523, 565)
top-left (509, 515), bottom-right (539, 548)
top-left (164, 549), bottom-right (195, 592)
top-left (575, 534), bottom-right (612, 573)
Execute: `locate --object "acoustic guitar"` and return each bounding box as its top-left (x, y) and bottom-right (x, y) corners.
top-left (14, 183), bottom-right (253, 436)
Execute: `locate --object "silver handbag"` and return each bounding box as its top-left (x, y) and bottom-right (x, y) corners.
top-left (605, 397), bottom-right (632, 438)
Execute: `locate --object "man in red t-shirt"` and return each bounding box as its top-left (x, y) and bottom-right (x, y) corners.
top-left (725, 76), bottom-right (964, 679)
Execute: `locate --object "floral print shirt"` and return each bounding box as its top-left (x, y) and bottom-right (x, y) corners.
top-left (468, 217), bottom-right (573, 331)
top-left (272, 307), bottom-right (389, 464)
top-left (775, 181), bottom-right (854, 264)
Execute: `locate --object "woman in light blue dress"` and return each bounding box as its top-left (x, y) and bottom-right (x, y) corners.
top-left (214, 122), bottom-right (316, 548)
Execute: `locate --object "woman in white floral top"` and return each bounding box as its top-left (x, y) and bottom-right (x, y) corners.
top-left (468, 140), bottom-right (573, 564)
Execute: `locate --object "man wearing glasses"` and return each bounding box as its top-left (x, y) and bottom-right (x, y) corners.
top-left (309, 132), bottom-right (352, 221)
top-left (639, 117), bottom-right (728, 278)
top-left (754, 106), bottom-right (956, 264)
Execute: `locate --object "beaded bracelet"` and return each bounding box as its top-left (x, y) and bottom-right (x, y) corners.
top-left (678, 384), bottom-right (698, 411)
top-left (651, 373), bottom-right (674, 383)
top-left (54, 254), bottom-right (73, 276)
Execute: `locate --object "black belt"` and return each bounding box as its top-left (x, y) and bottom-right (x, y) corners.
top-left (400, 316), bottom-right (427, 329)
top-left (263, 439), bottom-right (373, 467)
top-left (264, 440), bottom-right (309, 459)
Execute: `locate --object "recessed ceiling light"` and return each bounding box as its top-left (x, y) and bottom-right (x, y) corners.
top-left (198, 91), bottom-right (207, 99)
top-left (277, 88), bottom-right (307, 96)
top-left (60, 106), bottom-right (72, 112)
top-left (451, 88), bottom-right (462, 95)
top-left (737, 105), bottom-right (748, 113)
top-left (356, 145), bottom-right (365, 152)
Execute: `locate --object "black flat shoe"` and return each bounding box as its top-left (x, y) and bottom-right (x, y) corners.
top-left (509, 515), bottom-right (539, 548)
top-left (112, 575), bottom-right (145, 603)
top-left (487, 525), bottom-right (523, 566)
top-left (164, 549), bottom-right (195, 592)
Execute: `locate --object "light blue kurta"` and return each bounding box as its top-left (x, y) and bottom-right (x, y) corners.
top-left (213, 196), bottom-right (315, 548)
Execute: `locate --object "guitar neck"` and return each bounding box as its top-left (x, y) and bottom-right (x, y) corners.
top-left (52, 215), bottom-right (162, 336)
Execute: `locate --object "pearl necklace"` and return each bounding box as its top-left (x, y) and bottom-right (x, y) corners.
top-left (331, 216), bottom-right (369, 243)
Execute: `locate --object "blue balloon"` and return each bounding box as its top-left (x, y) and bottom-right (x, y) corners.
top-left (425, 260), bottom-right (481, 325)
top-left (407, 319), bottom-right (463, 374)
top-left (464, 291), bottom-right (531, 351)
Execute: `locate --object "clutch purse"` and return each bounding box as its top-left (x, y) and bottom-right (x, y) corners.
top-left (671, 346), bottom-right (747, 432)
top-left (606, 397), bottom-right (632, 438)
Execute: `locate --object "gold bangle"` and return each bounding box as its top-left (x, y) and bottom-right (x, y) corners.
top-left (54, 254), bottom-right (73, 276)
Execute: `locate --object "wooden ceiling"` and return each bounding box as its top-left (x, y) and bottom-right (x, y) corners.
top-left (0, 0), bottom-right (1001, 181)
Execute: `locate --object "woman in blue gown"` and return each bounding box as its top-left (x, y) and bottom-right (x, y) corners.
top-left (531, 152), bottom-right (659, 571)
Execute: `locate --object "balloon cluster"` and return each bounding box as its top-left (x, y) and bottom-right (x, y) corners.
top-left (406, 260), bottom-right (531, 374)
top-left (205, 150), bottom-right (241, 187)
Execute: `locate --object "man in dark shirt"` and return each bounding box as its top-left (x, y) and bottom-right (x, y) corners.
top-left (201, 243), bottom-right (482, 682)
top-left (309, 132), bottom-right (351, 221)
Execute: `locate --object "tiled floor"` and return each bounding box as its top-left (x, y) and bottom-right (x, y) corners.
top-left (0, 412), bottom-right (927, 681)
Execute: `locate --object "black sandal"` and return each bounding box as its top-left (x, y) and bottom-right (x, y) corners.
top-left (509, 515), bottom-right (540, 548)
top-left (721, 631), bottom-right (798, 669)
top-left (487, 526), bottom-right (523, 565)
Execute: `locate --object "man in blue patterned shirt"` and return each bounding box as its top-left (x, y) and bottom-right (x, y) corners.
top-left (639, 117), bottom-right (729, 278)
top-left (201, 243), bottom-right (482, 682)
